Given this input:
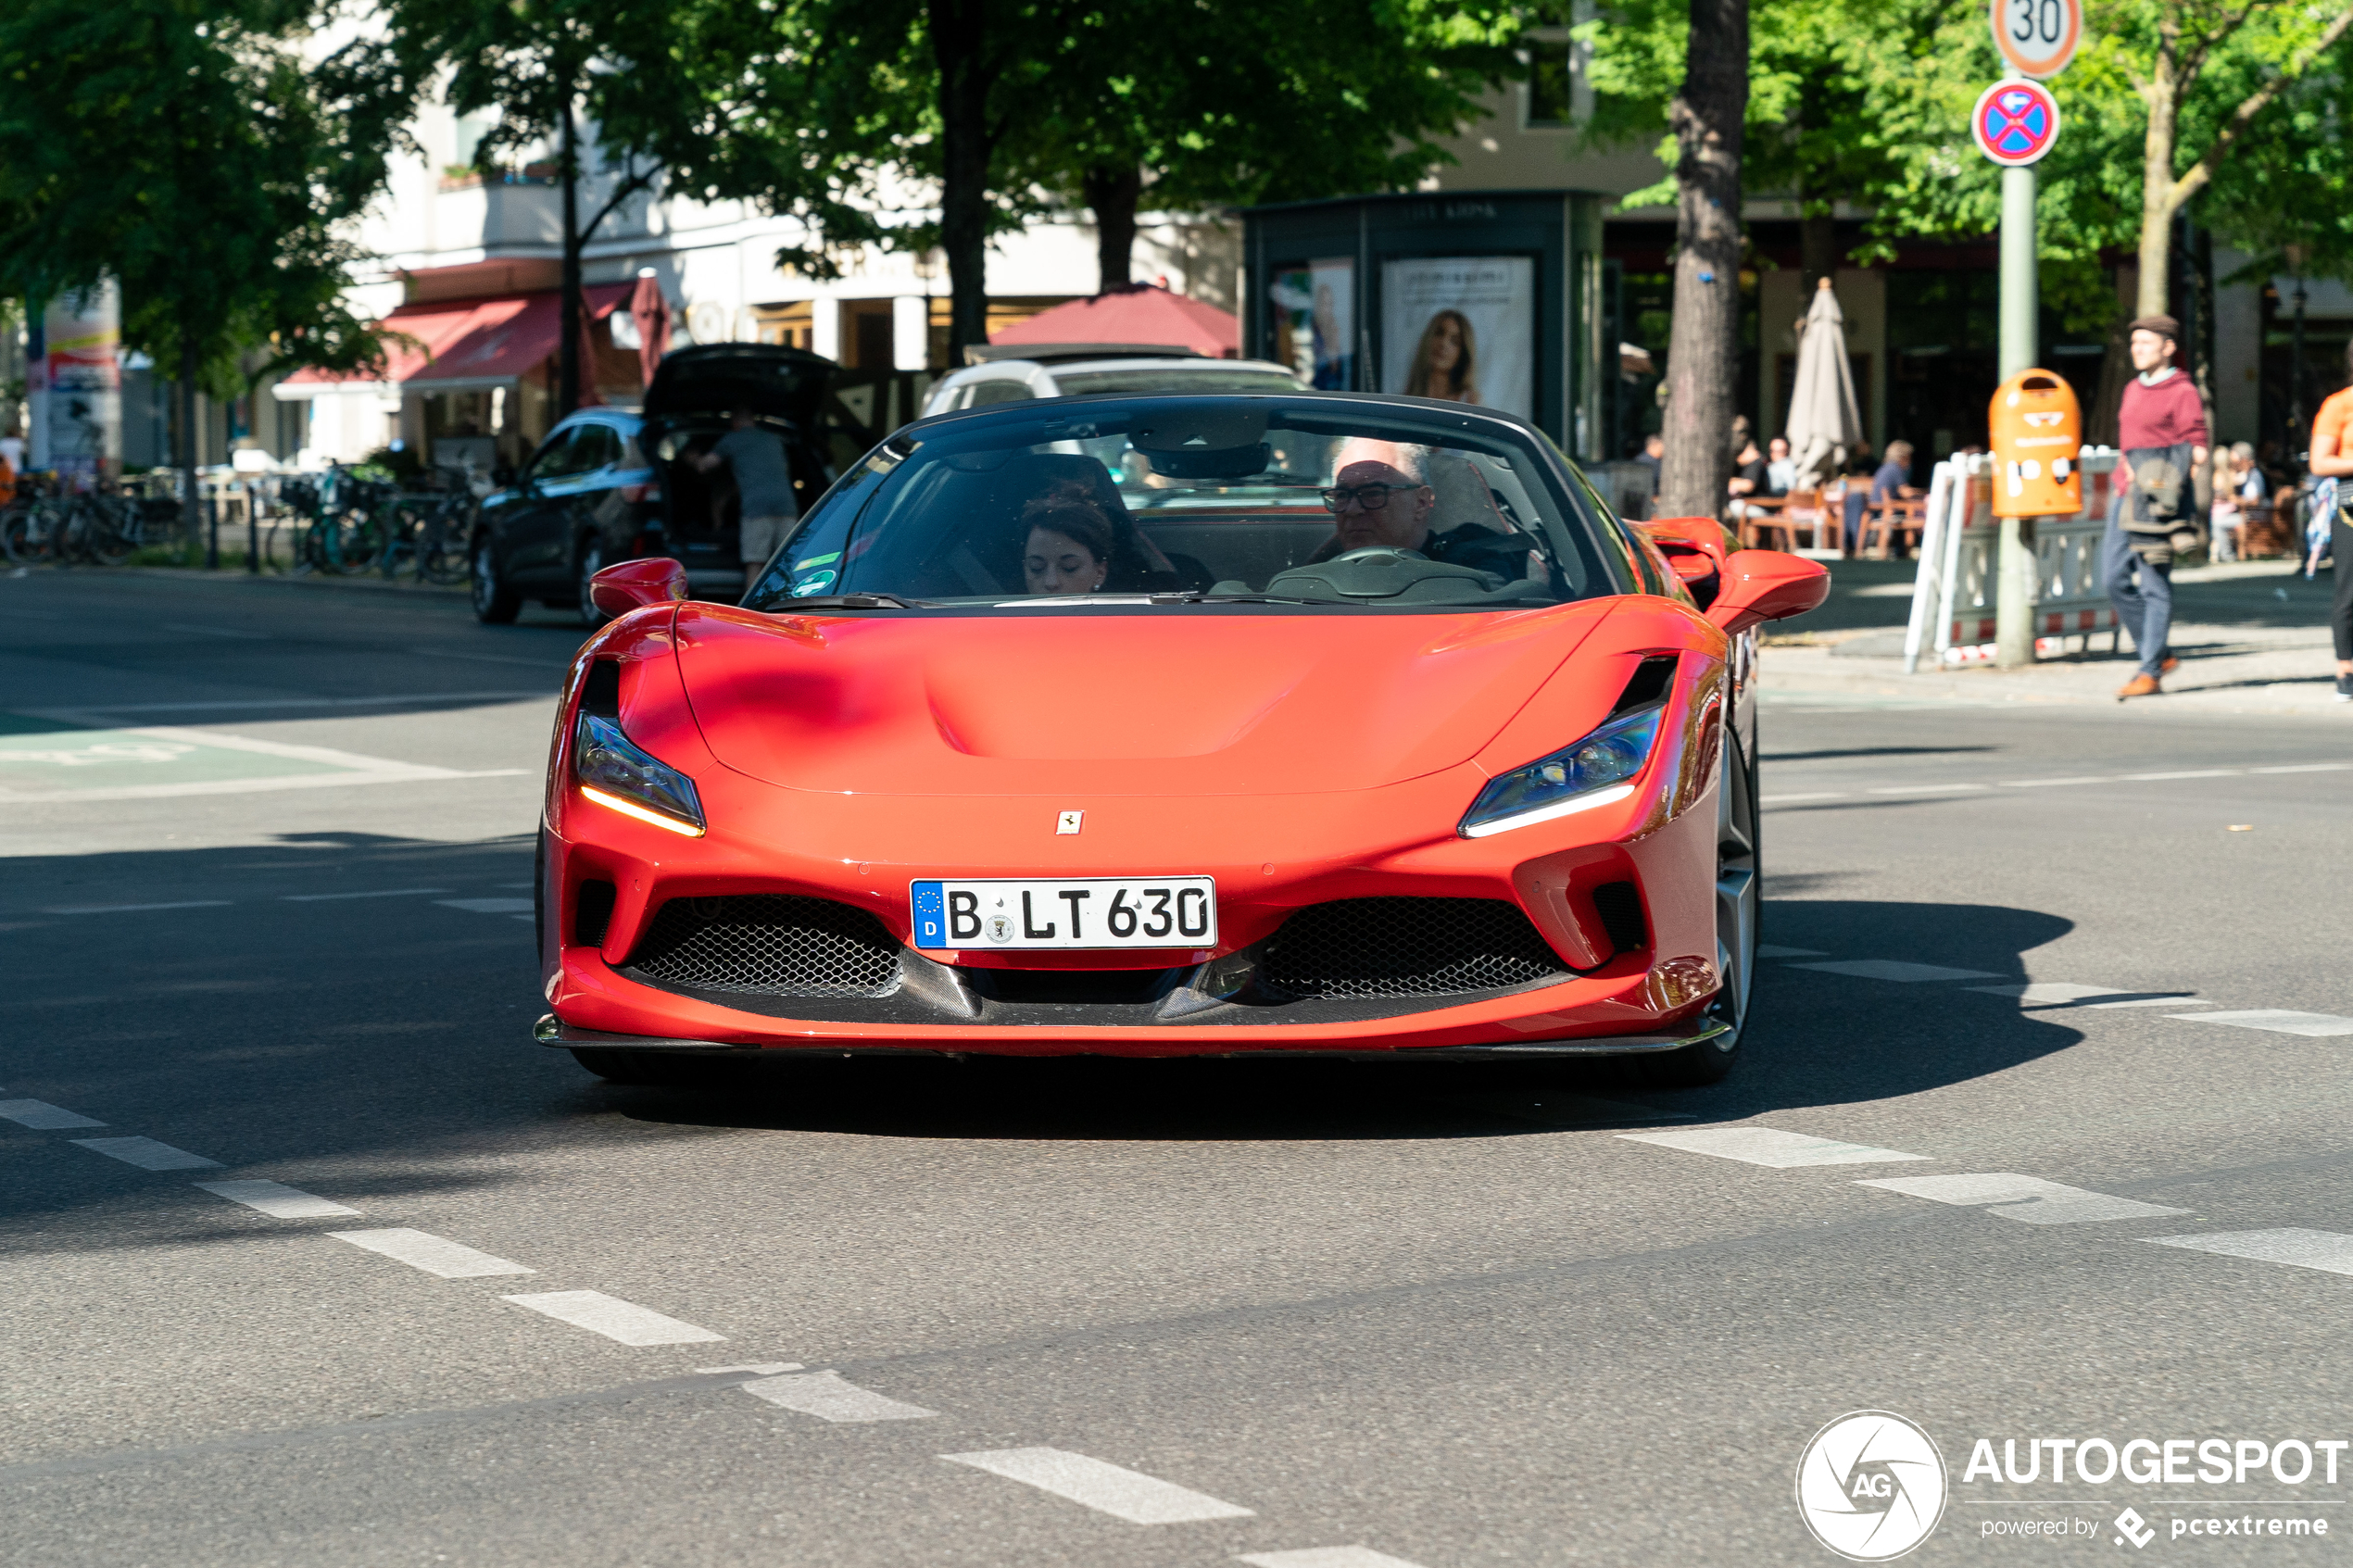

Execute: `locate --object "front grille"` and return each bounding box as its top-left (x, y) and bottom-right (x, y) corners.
top-left (626, 894), bottom-right (900, 997)
top-left (1258, 897), bottom-right (1569, 999)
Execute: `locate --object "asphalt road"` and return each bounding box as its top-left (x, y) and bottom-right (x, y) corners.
top-left (6, 568), bottom-right (2353, 1567)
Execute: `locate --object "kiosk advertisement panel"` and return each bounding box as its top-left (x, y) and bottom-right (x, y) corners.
top-left (1380, 257), bottom-right (1535, 420)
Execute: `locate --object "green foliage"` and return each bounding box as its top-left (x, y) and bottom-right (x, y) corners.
top-left (0, 0), bottom-right (395, 393)
top-left (1579, 0), bottom-right (2353, 317)
top-left (627, 0), bottom-right (1528, 279)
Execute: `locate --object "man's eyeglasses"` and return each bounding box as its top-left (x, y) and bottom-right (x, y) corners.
top-left (1320, 482), bottom-right (1417, 512)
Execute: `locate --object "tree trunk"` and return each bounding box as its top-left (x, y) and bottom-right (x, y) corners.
top-left (2188, 217), bottom-right (2217, 435)
top-left (558, 101), bottom-right (584, 414)
top-left (932, 0), bottom-right (992, 363)
top-left (180, 332), bottom-right (201, 557)
top-left (1800, 210), bottom-right (1838, 294)
top-left (1655, 0), bottom-right (1748, 521)
top-left (2135, 67), bottom-right (2179, 317)
top-left (1081, 164), bottom-right (1142, 293)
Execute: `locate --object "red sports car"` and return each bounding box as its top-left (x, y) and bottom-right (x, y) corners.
top-left (534, 394), bottom-right (1826, 1085)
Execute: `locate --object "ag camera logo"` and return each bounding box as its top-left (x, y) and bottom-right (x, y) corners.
top-left (1796, 1411), bottom-right (1948, 1561)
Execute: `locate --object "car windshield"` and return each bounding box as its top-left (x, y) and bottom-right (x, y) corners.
top-left (749, 396), bottom-right (1617, 614)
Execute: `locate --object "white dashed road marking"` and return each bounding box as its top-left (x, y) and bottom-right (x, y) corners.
top-left (1790, 960), bottom-right (2002, 983)
top-left (942, 1448), bottom-right (1254, 1524)
top-left (195, 1179), bottom-right (360, 1218)
top-left (0, 1098), bottom-right (106, 1129)
top-left (1240, 1550), bottom-right (1434, 1568)
top-left (1618, 1128), bottom-right (1928, 1168)
top-left (1856, 1173), bottom-right (2189, 1224)
top-left (2168, 1010), bottom-right (2353, 1037)
top-left (501, 1289), bottom-right (724, 1345)
top-left (282, 887), bottom-right (449, 902)
top-left (1756, 945), bottom-right (1825, 957)
top-left (436, 897), bottom-right (536, 915)
top-left (2144, 1229), bottom-right (2353, 1277)
top-left (738, 1370), bottom-right (937, 1422)
top-left (698, 1362), bottom-right (804, 1376)
top-left (329, 1228), bottom-right (535, 1278)
top-left (71, 1135), bottom-right (220, 1170)
top-left (1969, 982), bottom-right (2208, 1009)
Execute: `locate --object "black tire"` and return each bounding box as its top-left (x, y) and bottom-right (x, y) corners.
top-left (472, 540), bottom-right (522, 623)
top-left (576, 540), bottom-right (607, 630)
top-left (1642, 723), bottom-right (1757, 1088)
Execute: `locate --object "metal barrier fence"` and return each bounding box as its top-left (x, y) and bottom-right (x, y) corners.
top-left (1904, 449), bottom-right (2121, 671)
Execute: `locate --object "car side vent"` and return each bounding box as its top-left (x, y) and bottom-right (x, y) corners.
top-left (1611, 655), bottom-right (1678, 716)
top-left (581, 659), bottom-right (622, 719)
top-left (574, 880), bottom-right (617, 947)
top-left (1590, 881), bottom-right (1648, 955)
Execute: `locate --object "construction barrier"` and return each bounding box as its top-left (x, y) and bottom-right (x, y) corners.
top-left (1903, 449), bottom-right (2120, 671)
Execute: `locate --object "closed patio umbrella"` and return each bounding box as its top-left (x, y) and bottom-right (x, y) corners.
top-left (1785, 278), bottom-right (1863, 489)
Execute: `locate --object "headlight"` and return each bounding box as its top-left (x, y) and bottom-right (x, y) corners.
top-left (1458, 708), bottom-right (1661, 838)
top-left (573, 712), bottom-right (705, 836)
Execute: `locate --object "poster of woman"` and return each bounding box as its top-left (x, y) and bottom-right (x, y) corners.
top-left (1381, 257), bottom-right (1533, 420)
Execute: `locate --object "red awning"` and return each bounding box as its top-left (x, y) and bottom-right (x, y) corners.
top-left (989, 283), bottom-right (1239, 358)
top-left (280, 282), bottom-right (634, 393)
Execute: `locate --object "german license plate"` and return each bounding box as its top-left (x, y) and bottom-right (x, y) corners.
top-left (910, 876), bottom-right (1216, 951)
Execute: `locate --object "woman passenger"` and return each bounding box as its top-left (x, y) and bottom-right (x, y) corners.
top-left (1020, 493), bottom-right (1116, 596)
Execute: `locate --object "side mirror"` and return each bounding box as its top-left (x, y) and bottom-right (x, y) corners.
top-left (1705, 549), bottom-right (1830, 635)
top-left (1636, 516), bottom-right (1733, 608)
top-left (589, 557), bottom-right (687, 617)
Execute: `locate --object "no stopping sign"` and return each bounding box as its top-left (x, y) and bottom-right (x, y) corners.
top-left (1971, 80), bottom-right (2061, 166)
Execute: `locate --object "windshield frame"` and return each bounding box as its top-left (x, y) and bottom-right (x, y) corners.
top-left (744, 392), bottom-right (1640, 614)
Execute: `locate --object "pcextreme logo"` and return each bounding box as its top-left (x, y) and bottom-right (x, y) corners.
top-left (1796, 1411), bottom-right (1950, 1562)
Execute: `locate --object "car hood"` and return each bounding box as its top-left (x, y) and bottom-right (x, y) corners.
top-left (673, 600), bottom-right (1621, 797)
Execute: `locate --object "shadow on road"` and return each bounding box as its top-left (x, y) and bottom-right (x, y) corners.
top-left (0, 824), bottom-right (2087, 1237)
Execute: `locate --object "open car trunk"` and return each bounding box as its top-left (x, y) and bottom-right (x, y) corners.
top-left (641, 345), bottom-right (837, 581)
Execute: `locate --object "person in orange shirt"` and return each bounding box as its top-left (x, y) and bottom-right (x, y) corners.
top-left (0, 450), bottom-right (17, 507)
top-left (2312, 341), bottom-right (2353, 701)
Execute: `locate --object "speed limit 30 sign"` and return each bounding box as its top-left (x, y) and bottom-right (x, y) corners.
top-left (1994, 0), bottom-right (2081, 77)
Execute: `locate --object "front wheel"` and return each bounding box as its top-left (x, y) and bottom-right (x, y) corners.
top-left (472, 541), bottom-right (522, 623)
top-left (1642, 722), bottom-right (1756, 1088)
top-left (575, 541), bottom-right (607, 630)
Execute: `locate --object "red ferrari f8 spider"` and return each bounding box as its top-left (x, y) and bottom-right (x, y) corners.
top-left (535, 394), bottom-right (1826, 1085)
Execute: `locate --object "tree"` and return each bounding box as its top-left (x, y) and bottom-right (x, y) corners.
top-left (1006, 1), bottom-right (1527, 293)
top-left (647, 0), bottom-right (1526, 362)
top-left (351, 0), bottom-right (692, 414)
top-left (0, 0), bottom-right (393, 541)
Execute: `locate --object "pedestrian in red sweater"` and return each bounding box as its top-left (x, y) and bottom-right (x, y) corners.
top-left (2106, 315), bottom-right (2209, 698)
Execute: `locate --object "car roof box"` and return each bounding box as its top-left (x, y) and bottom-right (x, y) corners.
top-left (643, 344), bottom-right (835, 433)
top-left (963, 343), bottom-right (1204, 367)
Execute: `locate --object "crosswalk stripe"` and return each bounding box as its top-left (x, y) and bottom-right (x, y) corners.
top-left (738, 1370), bottom-right (936, 1422)
top-left (2144, 1229), bottom-right (2353, 1277)
top-left (1789, 960), bottom-right (2003, 983)
top-left (329, 1228), bottom-right (535, 1278)
top-left (500, 1289), bottom-right (724, 1345)
top-left (1618, 1128), bottom-right (1927, 1168)
top-left (0, 1098), bottom-right (106, 1130)
top-left (2167, 1010), bottom-right (2353, 1037)
top-left (195, 1179), bottom-right (359, 1218)
top-left (1856, 1173), bottom-right (2187, 1224)
top-left (941, 1448), bottom-right (1254, 1524)
top-left (71, 1135), bottom-right (219, 1170)
top-left (1239, 1549), bottom-right (1435, 1568)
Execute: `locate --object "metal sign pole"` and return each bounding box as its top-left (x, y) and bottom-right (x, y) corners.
top-left (1996, 156), bottom-right (2039, 668)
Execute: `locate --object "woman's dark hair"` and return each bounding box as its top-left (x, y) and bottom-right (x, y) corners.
top-left (1019, 483), bottom-right (1115, 564)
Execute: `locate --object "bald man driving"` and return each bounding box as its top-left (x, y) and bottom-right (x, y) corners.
top-left (1312, 454), bottom-right (1537, 582)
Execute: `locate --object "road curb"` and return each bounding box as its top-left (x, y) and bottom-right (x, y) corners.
top-left (13, 564), bottom-right (471, 598)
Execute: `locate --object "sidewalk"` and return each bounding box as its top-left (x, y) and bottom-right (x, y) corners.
top-left (1761, 558), bottom-right (2348, 716)
top-left (12, 561), bottom-right (469, 598)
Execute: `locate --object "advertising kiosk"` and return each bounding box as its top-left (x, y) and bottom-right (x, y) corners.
top-left (1240, 189), bottom-right (1610, 463)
